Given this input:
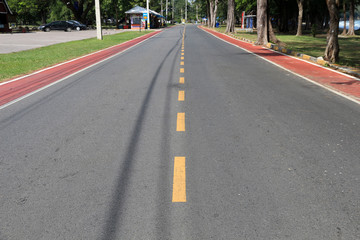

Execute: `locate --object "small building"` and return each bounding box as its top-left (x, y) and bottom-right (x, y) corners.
top-left (0, 0), bottom-right (14, 33)
top-left (125, 6), bottom-right (164, 30)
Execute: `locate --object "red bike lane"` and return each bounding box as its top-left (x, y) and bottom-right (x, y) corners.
top-left (0, 31), bottom-right (161, 108)
top-left (200, 26), bottom-right (360, 104)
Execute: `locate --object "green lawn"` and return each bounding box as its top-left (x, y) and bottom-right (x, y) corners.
top-left (213, 26), bottom-right (360, 68)
top-left (0, 31), bottom-right (152, 82)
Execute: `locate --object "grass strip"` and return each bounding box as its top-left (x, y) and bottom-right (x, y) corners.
top-left (0, 31), bottom-right (152, 82)
top-left (214, 26), bottom-right (360, 68)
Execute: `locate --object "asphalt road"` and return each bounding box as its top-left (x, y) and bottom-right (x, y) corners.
top-left (0, 25), bottom-right (359, 239)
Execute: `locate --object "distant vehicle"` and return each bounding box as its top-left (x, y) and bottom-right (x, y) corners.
top-left (38, 21), bottom-right (76, 32)
top-left (67, 20), bottom-right (87, 31)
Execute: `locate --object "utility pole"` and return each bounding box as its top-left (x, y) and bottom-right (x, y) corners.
top-left (166, 0), bottom-right (168, 20)
top-left (196, 4), bottom-right (198, 22)
top-left (161, 0), bottom-right (163, 18)
top-left (147, 0), bottom-right (150, 29)
top-left (185, 0), bottom-right (187, 23)
top-left (160, 0), bottom-right (163, 26)
top-left (172, 0), bottom-right (174, 23)
top-left (95, 0), bottom-right (102, 40)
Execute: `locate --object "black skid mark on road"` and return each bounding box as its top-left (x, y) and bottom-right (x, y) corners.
top-left (100, 34), bottom-right (183, 240)
top-left (155, 34), bottom-right (184, 239)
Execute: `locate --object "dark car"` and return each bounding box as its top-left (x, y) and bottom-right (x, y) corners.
top-left (39, 21), bottom-right (76, 32)
top-left (67, 20), bottom-right (87, 31)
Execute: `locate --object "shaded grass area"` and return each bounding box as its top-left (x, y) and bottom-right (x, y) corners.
top-left (0, 31), bottom-right (151, 82)
top-left (276, 34), bottom-right (360, 68)
top-left (214, 26), bottom-right (360, 68)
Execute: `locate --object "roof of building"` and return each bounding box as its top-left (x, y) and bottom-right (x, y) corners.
top-left (0, 0), bottom-right (13, 15)
top-left (125, 6), bottom-right (164, 18)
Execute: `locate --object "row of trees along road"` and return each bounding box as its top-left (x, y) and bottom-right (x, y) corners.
top-left (225, 0), bottom-right (359, 63)
top-left (8, 0), bottom-right (359, 63)
top-left (7, 0), bottom-right (173, 26)
top-left (199, 0), bottom-right (358, 63)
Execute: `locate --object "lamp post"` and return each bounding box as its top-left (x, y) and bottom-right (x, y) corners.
top-left (95, 0), bottom-right (102, 40)
top-left (185, 0), bottom-right (187, 23)
top-left (147, 0), bottom-right (150, 29)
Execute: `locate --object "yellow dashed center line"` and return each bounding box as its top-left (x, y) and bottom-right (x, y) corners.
top-left (176, 112), bottom-right (185, 131)
top-left (172, 157), bottom-right (186, 202)
top-left (178, 91), bottom-right (185, 101)
top-left (173, 25), bottom-right (187, 204)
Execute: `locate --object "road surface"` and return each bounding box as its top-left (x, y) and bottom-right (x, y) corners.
top-left (0, 25), bottom-right (359, 239)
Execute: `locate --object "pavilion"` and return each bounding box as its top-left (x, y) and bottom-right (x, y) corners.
top-left (0, 0), bottom-right (14, 33)
top-left (125, 6), bottom-right (164, 30)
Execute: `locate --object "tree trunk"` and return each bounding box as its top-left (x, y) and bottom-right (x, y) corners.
top-left (209, 0), bottom-right (219, 28)
top-left (225, 0), bottom-right (235, 33)
top-left (324, 0), bottom-right (340, 63)
top-left (61, 0), bottom-right (94, 24)
top-left (269, 17), bottom-right (282, 45)
top-left (256, 0), bottom-right (268, 45)
top-left (213, 0), bottom-right (219, 28)
top-left (347, 0), bottom-right (355, 35)
top-left (207, 0), bottom-right (211, 27)
top-left (114, 0), bottom-right (119, 28)
top-left (209, 1), bottom-right (213, 27)
top-left (296, 0), bottom-right (304, 36)
top-left (341, 1), bottom-right (347, 35)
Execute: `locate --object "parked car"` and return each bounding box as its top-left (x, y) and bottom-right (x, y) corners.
top-left (67, 20), bottom-right (87, 31)
top-left (39, 21), bottom-right (76, 32)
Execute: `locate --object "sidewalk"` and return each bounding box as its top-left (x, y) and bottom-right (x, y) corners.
top-left (200, 26), bottom-right (360, 104)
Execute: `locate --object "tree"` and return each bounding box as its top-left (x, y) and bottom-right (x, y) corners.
top-left (8, 0), bottom-right (54, 24)
top-left (347, 0), bottom-right (355, 35)
top-left (225, 0), bottom-right (235, 32)
top-left (209, 0), bottom-right (219, 27)
top-left (60, 0), bottom-right (94, 24)
top-left (296, 0), bottom-right (304, 36)
top-left (341, 0), bottom-right (347, 35)
top-left (324, 0), bottom-right (340, 63)
top-left (256, 0), bottom-right (268, 45)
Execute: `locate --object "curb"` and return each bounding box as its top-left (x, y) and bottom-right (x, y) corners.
top-left (225, 31), bottom-right (360, 79)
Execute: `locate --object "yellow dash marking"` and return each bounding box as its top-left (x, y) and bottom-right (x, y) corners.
top-left (179, 77), bottom-right (185, 84)
top-left (180, 68), bottom-right (184, 73)
top-left (172, 157), bottom-right (186, 202)
top-left (178, 91), bottom-right (185, 101)
top-left (181, 57), bottom-right (184, 60)
top-left (181, 49), bottom-right (184, 52)
top-left (180, 61), bottom-right (184, 65)
top-left (181, 53), bottom-right (184, 56)
top-left (176, 112), bottom-right (185, 131)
